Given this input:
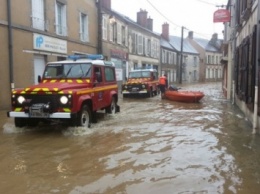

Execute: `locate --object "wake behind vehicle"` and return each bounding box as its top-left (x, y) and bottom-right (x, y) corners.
top-left (122, 68), bottom-right (159, 97)
top-left (7, 54), bottom-right (120, 128)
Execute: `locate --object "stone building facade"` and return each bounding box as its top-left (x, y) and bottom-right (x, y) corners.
top-left (0, 0), bottom-right (98, 109)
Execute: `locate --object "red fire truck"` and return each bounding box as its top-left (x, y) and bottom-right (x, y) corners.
top-left (7, 54), bottom-right (120, 128)
top-left (122, 69), bottom-right (160, 97)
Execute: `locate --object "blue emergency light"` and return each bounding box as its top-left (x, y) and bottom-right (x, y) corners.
top-left (68, 54), bottom-right (104, 61)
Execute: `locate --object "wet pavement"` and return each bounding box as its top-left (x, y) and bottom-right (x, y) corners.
top-left (1, 82), bottom-right (260, 194)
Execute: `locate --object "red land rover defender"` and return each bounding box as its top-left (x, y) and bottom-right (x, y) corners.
top-left (122, 69), bottom-right (160, 97)
top-left (7, 54), bottom-right (120, 128)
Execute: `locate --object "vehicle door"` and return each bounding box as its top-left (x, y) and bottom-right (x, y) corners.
top-left (92, 66), bottom-right (105, 110)
top-left (103, 66), bottom-right (117, 107)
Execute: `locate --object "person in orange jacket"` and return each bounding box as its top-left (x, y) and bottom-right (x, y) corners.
top-left (159, 74), bottom-right (168, 99)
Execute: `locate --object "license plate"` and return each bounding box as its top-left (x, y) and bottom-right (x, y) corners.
top-left (30, 111), bottom-right (49, 118)
top-left (29, 104), bottom-right (49, 118)
top-left (132, 88), bottom-right (138, 92)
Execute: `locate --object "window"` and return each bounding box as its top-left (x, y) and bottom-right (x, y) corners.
top-left (133, 33), bottom-right (138, 53)
top-left (105, 67), bottom-right (116, 81)
top-left (206, 68), bottom-right (210, 78)
top-left (117, 23), bottom-right (122, 44)
top-left (44, 63), bottom-right (91, 79)
top-left (173, 53), bottom-right (177, 64)
top-left (168, 52), bottom-right (173, 64)
top-left (152, 39), bottom-right (159, 59)
top-left (147, 39), bottom-right (151, 56)
top-left (137, 34), bottom-right (143, 55)
top-left (122, 26), bottom-right (126, 45)
top-left (94, 67), bottom-right (103, 82)
top-left (144, 37), bottom-right (148, 56)
top-left (193, 56), bottom-right (197, 67)
top-left (124, 26), bottom-right (128, 46)
top-left (102, 16), bottom-right (108, 40)
top-left (151, 39), bottom-right (156, 58)
top-left (109, 22), bottom-right (113, 41)
top-left (80, 13), bottom-right (89, 42)
top-left (55, 1), bottom-right (67, 36)
top-left (31, 0), bottom-right (45, 30)
top-left (162, 49), bottom-right (166, 63)
top-left (207, 55), bottom-right (211, 64)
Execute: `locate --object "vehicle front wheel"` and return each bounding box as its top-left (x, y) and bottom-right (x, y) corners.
top-left (14, 118), bottom-right (27, 128)
top-left (27, 118), bottom-right (39, 127)
top-left (148, 88), bottom-right (153, 97)
top-left (77, 105), bottom-right (92, 128)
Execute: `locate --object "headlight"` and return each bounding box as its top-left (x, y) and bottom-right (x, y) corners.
top-left (124, 85), bottom-right (128, 89)
top-left (17, 96), bottom-right (25, 104)
top-left (142, 85), bottom-right (146, 88)
top-left (60, 96), bottom-right (69, 104)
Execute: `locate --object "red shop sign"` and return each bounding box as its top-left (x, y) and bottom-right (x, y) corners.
top-left (213, 9), bottom-right (231, 23)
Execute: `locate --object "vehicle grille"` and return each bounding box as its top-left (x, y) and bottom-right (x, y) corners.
top-left (126, 84), bottom-right (143, 91)
top-left (23, 94), bottom-right (60, 111)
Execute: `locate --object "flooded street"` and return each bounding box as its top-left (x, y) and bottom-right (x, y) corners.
top-left (1, 82), bottom-right (260, 194)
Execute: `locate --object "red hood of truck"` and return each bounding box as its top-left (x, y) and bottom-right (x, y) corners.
top-left (13, 79), bottom-right (91, 94)
top-left (126, 78), bottom-right (151, 84)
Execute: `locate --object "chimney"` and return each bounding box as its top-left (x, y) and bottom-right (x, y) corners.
top-left (101, 0), bottom-right (111, 10)
top-left (137, 9), bottom-right (148, 27)
top-left (188, 31), bottom-right (193, 39)
top-left (147, 17), bottom-right (153, 31)
top-left (212, 33), bottom-right (218, 40)
top-left (209, 33), bottom-right (220, 49)
top-left (162, 22), bottom-right (169, 40)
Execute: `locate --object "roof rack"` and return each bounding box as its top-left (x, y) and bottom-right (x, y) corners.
top-left (68, 54), bottom-right (104, 61)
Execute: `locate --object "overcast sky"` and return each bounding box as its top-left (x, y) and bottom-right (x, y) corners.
top-left (111, 0), bottom-right (228, 40)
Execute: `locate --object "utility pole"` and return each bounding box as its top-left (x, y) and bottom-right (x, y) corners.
top-left (253, 0), bottom-right (260, 133)
top-left (179, 26), bottom-right (184, 84)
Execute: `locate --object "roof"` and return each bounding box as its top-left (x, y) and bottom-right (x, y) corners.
top-left (111, 10), bottom-right (160, 37)
top-left (161, 37), bottom-right (175, 50)
top-left (130, 68), bottom-right (157, 72)
top-left (192, 37), bottom-right (221, 52)
top-left (169, 36), bottom-right (199, 55)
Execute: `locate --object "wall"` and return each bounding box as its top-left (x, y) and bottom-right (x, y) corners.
top-left (0, 0), bottom-right (98, 110)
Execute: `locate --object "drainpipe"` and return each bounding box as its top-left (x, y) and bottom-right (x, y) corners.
top-left (253, 0), bottom-right (260, 134)
top-left (7, 0), bottom-right (14, 91)
top-left (96, 0), bottom-right (102, 54)
top-left (232, 80), bottom-right (235, 104)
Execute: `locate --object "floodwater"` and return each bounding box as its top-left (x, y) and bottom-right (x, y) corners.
top-left (1, 82), bottom-right (260, 194)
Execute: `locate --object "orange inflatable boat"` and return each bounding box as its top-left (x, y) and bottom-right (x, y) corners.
top-left (165, 89), bottom-right (204, 103)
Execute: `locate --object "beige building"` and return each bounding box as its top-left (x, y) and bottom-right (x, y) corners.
top-left (0, 0), bottom-right (98, 109)
top-left (186, 32), bottom-right (223, 83)
top-left (99, 0), bottom-right (129, 89)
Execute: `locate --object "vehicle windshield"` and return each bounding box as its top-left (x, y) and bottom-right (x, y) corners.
top-left (43, 63), bottom-right (92, 79)
top-left (128, 71), bottom-right (150, 78)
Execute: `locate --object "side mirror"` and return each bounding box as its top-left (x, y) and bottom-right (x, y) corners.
top-left (38, 75), bottom-right (42, 83)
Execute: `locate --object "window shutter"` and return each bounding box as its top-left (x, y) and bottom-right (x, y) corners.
top-left (32, 0), bottom-right (44, 30)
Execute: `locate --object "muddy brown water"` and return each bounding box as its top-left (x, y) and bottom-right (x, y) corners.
top-left (1, 82), bottom-right (260, 194)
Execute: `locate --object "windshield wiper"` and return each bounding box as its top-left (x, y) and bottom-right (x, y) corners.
top-left (65, 66), bottom-right (74, 78)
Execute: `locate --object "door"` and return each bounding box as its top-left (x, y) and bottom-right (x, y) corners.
top-left (92, 66), bottom-right (105, 110)
top-left (34, 55), bottom-right (45, 84)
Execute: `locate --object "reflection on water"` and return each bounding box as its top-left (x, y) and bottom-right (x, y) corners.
top-left (1, 82), bottom-right (260, 194)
